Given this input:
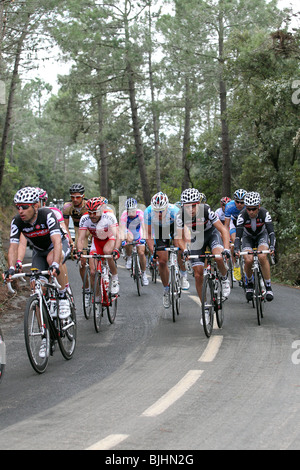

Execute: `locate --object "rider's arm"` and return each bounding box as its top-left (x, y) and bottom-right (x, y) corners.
top-left (145, 222), bottom-right (154, 253)
top-left (7, 242), bottom-right (19, 272)
top-left (77, 228), bottom-right (88, 253)
top-left (17, 233), bottom-right (27, 263)
top-left (50, 233), bottom-right (63, 267)
top-left (214, 219), bottom-right (230, 250)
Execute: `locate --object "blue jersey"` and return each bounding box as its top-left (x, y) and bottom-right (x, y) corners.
top-left (144, 204), bottom-right (179, 240)
top-left (224, 200), bottom-right (242, 226)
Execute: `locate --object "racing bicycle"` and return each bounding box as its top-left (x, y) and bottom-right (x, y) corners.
top-left (82, 254), bottom-right (118, 333)
top-left (126, 241), bottom-right (145, 296)
top-left (239, 249), bottom-right (270, 325)
top-left (189, 252), bottom-right (226, 338)
top-left (6, 268), bottom-right (76, 374)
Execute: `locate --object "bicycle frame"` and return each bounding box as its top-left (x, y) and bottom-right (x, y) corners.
top-left (165, 246), bottom-right (181, 322)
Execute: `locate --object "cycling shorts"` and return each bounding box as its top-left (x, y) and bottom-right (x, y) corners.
top-left (32, 237), bottom-right (71, 271)
top-left (190, 228), bottom-right (223, 267)
top-left (242, 229), bottom-right (269, 251)
top-left (91, 237), bottom-right (113, 255)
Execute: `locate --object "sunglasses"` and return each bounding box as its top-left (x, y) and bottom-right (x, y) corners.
top-left (16, 204), bottom-right (32, 210)
top-left (71, 195), bottom-right (83, 199)
top-left (246, 207), bottom-right (258, 212)
top-left (88, 210), bottom-right (100, 216)
top-left (235, 200), bottom-right (244, 204)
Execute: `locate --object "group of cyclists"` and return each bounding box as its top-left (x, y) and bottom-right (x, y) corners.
top-left (4, 182), bottom-right (276, 328)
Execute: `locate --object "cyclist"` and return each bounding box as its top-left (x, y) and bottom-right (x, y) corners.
top-left (5, 187), bottom-right (72, 319)
top-left (176, 188), bottom-right (231, 307)
top-left (234, 191), bottom-right (275, 301)
top-left (16, 187), bottom-right (71, 271)
top-left (215, 196), bottom-right (231, 224)
top-left (224, 189), bottom-right (247, 281)
top-left (144, 191), bottom-right (189, 308)
top-left (119, 197), bottom-right (148, 286)
top-left (77, 197), bottom-right (120, 295)
top-left (63, 183), bottom-right (89, 282)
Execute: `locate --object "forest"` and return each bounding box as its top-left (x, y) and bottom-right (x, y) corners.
top-left (0, 0), bottom-right (299, 284)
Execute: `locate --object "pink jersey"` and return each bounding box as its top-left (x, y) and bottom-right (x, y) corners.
top-left (120, 209), bottom-right (144, 240)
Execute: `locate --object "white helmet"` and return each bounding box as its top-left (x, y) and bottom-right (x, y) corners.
top-left (244, 191), bottom-right (261, 206)
top-left (181, 188), bottom-right (200, 204)
top-left (125, 198), bottom-right (138, 210)
top-left (14, 186), bottom-right (39, 204)
top-left (151, 192), bottom-right (169, 211)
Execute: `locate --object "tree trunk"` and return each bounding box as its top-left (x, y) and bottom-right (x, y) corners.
top-left (97, 96), bottom-right (108, 198)
top-left (182, 76), bottom-right (191, 191)
top-left (218, 6), bottom-right (231, 197)
top-left (0, 13), bottom-right (31, 187)
top-left (127, 66), bottom-right (151, 205)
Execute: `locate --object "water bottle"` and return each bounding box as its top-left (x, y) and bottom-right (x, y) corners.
top-left (49, 298), bottom-right (57, 317)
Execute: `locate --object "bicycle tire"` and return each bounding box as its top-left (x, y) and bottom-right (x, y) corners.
top-left (0, 328), bottom-right (6, 383)
top-left (57, 292), bottom-right (77, 360)
top-left (82, 266), bottom-right (92, 319)
top-left (227, 257), bottom-right (233, 289)
top-left (215, 278), bottom-right (224, 328)
top-left (134, 255), bottom-right (141, 296)
top-left (202, 275), bottom-right (214, 338)
top-left (93, 271), bottom-right (103, 333)
top-left (107, 294), bottom-right (117, 324)
top-left (175, 269), bottom-right (181, 316)
top-left (170, 266), bottom-right (176, 322)
top-left (254, 269), bottom-right (262, 325)
top-left (24, 294), bottom-right (50, 374)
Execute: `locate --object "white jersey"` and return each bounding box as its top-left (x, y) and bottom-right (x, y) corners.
top-left (79, 210), bottom-right (118, 240)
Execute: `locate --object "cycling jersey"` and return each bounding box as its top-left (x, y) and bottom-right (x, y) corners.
top-left (144, 204), bottom-right (179, 241)
top-left (234, 207), bottom-right (276, 251)
top-left (215, 207), bottom-right (225, 224)
top-left (79, 210), bottom-right (118, 240)
top-left (224, 200), bottom-right (242, 226)
top-left (10, 208), bottom-right (64, 252)
top-left (176, 204), bottom-right (220, 254)
top-left (63, 199), bottom-right (88, 227)
top-left (120, 209), bottom-right (144, 241)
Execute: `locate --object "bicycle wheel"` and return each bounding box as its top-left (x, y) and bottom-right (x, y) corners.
top-left (175, 269), bottom-right (181, 316)
top-left (134, 255), bottom-right (141, 296)
top-left (201, 275), bottom-right (214, 338)
top-left (170, 266), bottom-right (177, 322)
top-left (24, 294), bottom-right (50, 374)
top-left (82, 266), bottom-right (92, 319)
top-left (0, 328), bottom-right (6, 383)
top-left (227, 257), bottom-right (233, 288)
top-left (107, 293), bottom-right (118, 324)
top-left (214, 278), bottom-right (224, 328)
top-left (93, 271), bottom-right (103, 333)
top-left (254, 269), bottom-right (262, 325)
top-left (57, 292), bottom-right (77, 360)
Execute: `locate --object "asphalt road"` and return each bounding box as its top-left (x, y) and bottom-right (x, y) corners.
top-left (0, 256), bottom-right (299, 451)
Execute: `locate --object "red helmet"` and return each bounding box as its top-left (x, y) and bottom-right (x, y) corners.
top-left (86, 197), bottom-right (105, 212)
top-left (221, 196), bottom-right (231, 205)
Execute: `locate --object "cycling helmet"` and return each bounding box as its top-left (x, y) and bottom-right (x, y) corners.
top-left (69, 183), bottom-right (85, 195)
top-left (199, 192), bottom-right (207, 203)
top-left (151, 192), bottom-right (169, 211)
top-left (14, 186), bottom-right (39, 204)
top-left (181, 188), bottom-right (201, 204)
top-left (244, 191), bottom-right (261, 207)
top-left (125, 198), bottom-right (138, 210)
top-left (233, 189), bottom-right (247, 200)
top-left (221, 196), bottom-right (231, 205)
top-left (37, 187), bottom-right (48, 201)
top-left (86, 197), bottom-right (105, 212)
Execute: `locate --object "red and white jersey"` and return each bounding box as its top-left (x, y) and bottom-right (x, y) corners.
top-left (79, 210), bottom-right (118, 241)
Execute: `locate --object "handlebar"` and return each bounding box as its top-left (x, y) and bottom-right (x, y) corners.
top-left (5, 269), bottom-right (61, 294)
top-left (81, 254), bottom-right (112, 259)
top-left (239, 250), bottom-right (271, 256)
top-left (188, 253), bottom-right (223, 259)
